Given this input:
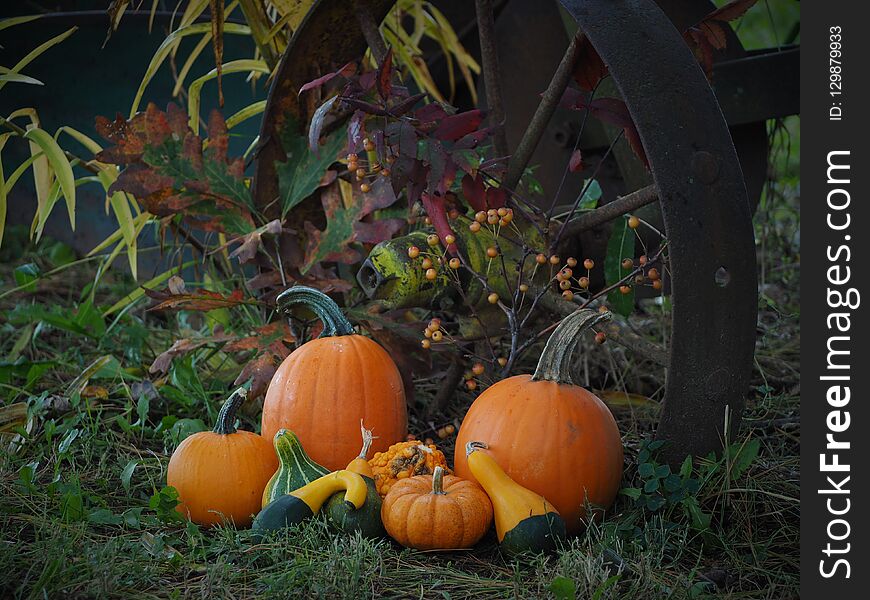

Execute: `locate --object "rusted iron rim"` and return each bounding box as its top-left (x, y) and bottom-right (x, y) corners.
top-left (559, 0), bottom-right (757, 463)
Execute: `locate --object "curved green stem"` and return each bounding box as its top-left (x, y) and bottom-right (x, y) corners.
top-left (530, 309), bottom-right (611, 385)
top-left (213, 387), bottom-right (247, 434)
top-left (432, 466), bottom-right (446, 495)
top-left (275, 286), bottom-right (354, 338)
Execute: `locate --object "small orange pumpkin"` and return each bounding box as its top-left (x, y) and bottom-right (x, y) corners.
top-left (381, 466), bottom-right (493, 550)
top-left (167, 388), bottom-right (277, 527)
top-left (454, 309), bottom-right (624, 533)
top-left (262, 287), bottom-right (407, 470)
top-left (368, 440), bottom-right (451, 497)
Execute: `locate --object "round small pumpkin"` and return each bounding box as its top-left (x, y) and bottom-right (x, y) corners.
top-left (369, 439), bottom-right (451, 497)
top-left (168, 388), bottom-right (277, 527)
top-left (262, 286), bottom-right (407, 470)
top-left (454, 309), bottom-right (624, 534)
top-left (381, 466), bottom-right (493, 550)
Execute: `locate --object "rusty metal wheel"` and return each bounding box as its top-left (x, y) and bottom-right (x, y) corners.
top-left (253, 0), bottom-right (758, 464)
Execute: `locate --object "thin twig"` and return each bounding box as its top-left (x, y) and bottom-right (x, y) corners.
top-left (504, 32), bottom-right (582, 190)
top-left (474, 0), bottom-right (508, 158)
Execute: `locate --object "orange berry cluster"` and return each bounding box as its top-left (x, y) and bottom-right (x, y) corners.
top-left (420, 317), bottom-right (443, 349)
top-left (469, 207), bottom-right (514, 233)
top-left (346, 137), bottom-right (394, 194)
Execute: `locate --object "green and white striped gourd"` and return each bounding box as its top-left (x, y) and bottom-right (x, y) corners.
top-left (262, 429), bottom-right (330, 507)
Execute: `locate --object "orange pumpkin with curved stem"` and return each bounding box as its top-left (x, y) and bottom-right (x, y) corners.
top-left (262, 286), bottom-right (407, 471)
top-left (168, 388), bottom-right (277, 527)
top-left (454, 309), bottom-right (624, 533)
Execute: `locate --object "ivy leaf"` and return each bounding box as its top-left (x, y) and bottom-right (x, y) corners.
top-left (277, 121), bottom-right (346, 216)
top-left (604, 216), bottom-right (636, 317)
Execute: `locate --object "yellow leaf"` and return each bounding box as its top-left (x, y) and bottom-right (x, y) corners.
top-left (24, 127), bottom-right (76, 234)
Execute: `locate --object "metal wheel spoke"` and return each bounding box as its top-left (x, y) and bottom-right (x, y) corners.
top-left (504, 32), bottom-right (583, 190)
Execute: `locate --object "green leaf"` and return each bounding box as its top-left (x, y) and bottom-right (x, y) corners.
top-left (548, 576), bottom-right (576, 600)
top-left (0, 26), bottom-right (76, 93)
top-left (646, 495), bottom-right (666, 511)
top-left (187, 60), bottom-right (270, 134)
top-left (643, 478), bottom-right (660, 493)
top-left (88, 508), bottom-right (123, 526)
top-left (729, 437), bottom-right (760, 481)
top-left (620, 487), bottom-right (642, 500)
top-left (120, 460), bottom-right (138, 492)
top-left (654, 464), bottom-right (671, 479)
top-left (23, 127), bottom-right (76, 232)
top-left (149, 486), bottom-right (183, 523)
top-left (578, 179), bottom-right (602, 210)
top-left (0, 72), bottom-right (43, 85)
top-left (604, 216), bottom-right (635, 316)
top-left (13, 263), bottom-right (40, 290)
top-left (277, 121), bottom-right (346, 216)
top-left (638, 462), bottom-right (655, 479)
top-left (103, 260), bottom-right (196, 317)
top-left (680, 455), bottom-right (694, 479)
top-left (168, 418), bottom-right (207, 447)
top-left (663, 473), bottom-right (683, 493)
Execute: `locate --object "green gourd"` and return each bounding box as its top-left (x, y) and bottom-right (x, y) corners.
top-left (262, 428), bottom-right (329, 507)
top-left (323, 424), bottom-right (386, 538)
top-left (252, 470), bottom-right (367, 541)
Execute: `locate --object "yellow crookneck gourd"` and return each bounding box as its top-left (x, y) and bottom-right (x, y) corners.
top-left (465, 441), bottom-right (567, 555)
top-left (251, 470), bottom-right (367, 539)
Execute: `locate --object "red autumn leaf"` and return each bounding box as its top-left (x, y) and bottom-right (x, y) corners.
top-left (573, 35), bottom-right (608, 92)
top-left (299, 61), bottom-right (357, 94)
top-left (484, 186), bottom-right (507, 209)
top-left (144, 287), bottom-right (250, 312)
top-left (234, 352), bottom-right (278, 401)
top-left (683, 0), bottom-right (759, 76)
top-left (97, 103), bottom-right (256, 235)
top-left (433, 109), bottom-right (485, 142)
top-left (224, 322), bottom-right (296, 354)
top-left (301, 178), bottom-right (403, 272)
top-left (421, 192), bottom-right (457, 255)
top-left (561, 91), bottom-right (648, 169)
top-left (149, 334), bottom-right (234, 374)
top-left (389, 92), bottom-right (426, 117)
top-left (569, 148), bottom-right (584, 172)
top-left (462, 173), bottom-right (487, 212)
top-left (377, 48), bottom-right (394, 100)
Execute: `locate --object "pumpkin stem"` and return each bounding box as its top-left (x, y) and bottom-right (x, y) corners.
top-left (213, 387), bottom-right (247, 434)
top-left (530, 309), bottom-right (612, 385)
top-left (357, 420), bottom-right (374, 460)
top-left (432, 466), bottom-right (446, 495)
top-left (275, 286), bottom-right (354, 338)
top-left (465, 440), bottom-right (488, 457)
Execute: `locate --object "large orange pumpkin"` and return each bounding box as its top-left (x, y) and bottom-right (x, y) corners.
top-left (262, 286), bottom-right (407, 470)
top-left (168, 388), bottom-right (277, 527)
top-left (454, 309), bottom-right (623, 534)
